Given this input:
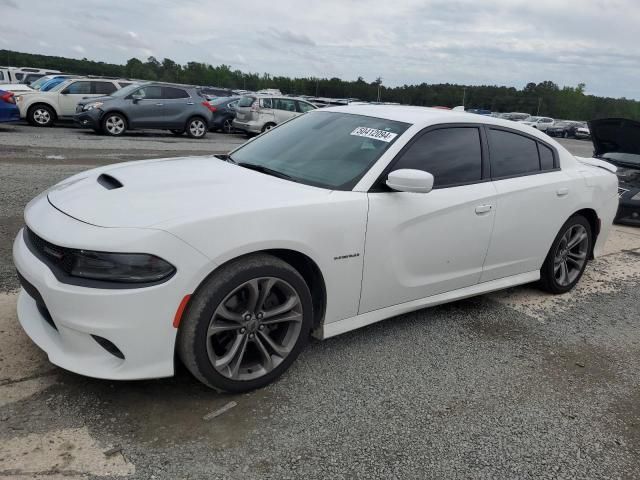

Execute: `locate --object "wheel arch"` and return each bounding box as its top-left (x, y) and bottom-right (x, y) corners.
top-left (570, 208), bottom-right (600, 259)
top-left (188, 248), bottom-right (327, 332)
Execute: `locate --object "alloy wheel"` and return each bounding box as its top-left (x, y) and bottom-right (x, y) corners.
top-left (189, 119), bottom-right (206, 137)
top-left (206, 277), bottom-right (303, 381)
top-left (33, 108), bottom-right (51, 125)
top-left (105, 115), bottom-right (125, 135)
top-left (553, 224), bottom-right (588, 287)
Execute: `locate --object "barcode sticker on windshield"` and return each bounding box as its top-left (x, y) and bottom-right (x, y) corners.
top-left (350, 127), bottom-right (398, 143)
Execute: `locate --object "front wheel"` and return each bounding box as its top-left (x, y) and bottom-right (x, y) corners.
top-left (177, 254), bottom-right (313, 392)
top-left (28, 105), bottom-right (55, 127)
top-left (186, 117), bottom-right (207, 138)
top-left (102, 113), bottom-right (127, 136)
top-left (539, 215), bottom-right (592, 294)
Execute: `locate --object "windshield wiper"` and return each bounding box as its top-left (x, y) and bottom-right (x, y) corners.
top-left (237, 162), bottom-right (293, 180)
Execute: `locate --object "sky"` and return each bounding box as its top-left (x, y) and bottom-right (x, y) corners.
top-left (1, 0), bottom-right (639, 99)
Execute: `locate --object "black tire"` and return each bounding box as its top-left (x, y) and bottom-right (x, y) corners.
top-left (563, 131), bottom-right (569, 138)
top-left (185, 117), bottom-right (207, 138)
top-left (539, 215), bottom-right (592, 294)
top-left (170, 129), bottom-right (184, 136)
top-left (28, 104), bottom-right (55, 127)
top-left (102, 113), bottom-right (127, 136)
top-left (177, 253), bottom-right (313, 392)
top-left (261, 122), bottom-right (276, 133)
top-left (222, 118), bottom-right (234, 134)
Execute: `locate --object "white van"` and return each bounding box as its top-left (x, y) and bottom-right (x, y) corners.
top-left (232, 95), bottom-right (317, 134)
top-left (0, 67), bottom-right (61, 85)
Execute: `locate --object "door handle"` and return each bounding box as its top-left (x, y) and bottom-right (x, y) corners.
top-left (475, 204), bottom-right (493, 214)
top-left (186, 102), bottom-right (195, 105)
top-left (556, 187), bottom-right (569, 197)
top-left (155, 103), bottom-right (164, 106)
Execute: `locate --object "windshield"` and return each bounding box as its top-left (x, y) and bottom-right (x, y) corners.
top-left (110, 83), bottom-right (142, 98)
top-left (48, 79), bottom-right (72, 92)
top-left (230, 111), bottom-right (410, 190)
top-left (29, 76), bottom-right (51, 90)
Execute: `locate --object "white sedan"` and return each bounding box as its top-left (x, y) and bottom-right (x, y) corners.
top-left (13, 106), bottom-right (618, 392)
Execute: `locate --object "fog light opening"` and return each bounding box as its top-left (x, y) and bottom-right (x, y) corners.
top-left (91, 335), bottom-right (125, 359)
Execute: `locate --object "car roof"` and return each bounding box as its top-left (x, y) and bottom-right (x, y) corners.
top-left (322, 104), bottom-right (540, 130)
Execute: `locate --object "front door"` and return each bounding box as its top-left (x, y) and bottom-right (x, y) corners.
top-left (359, 126), bottom-right (497, 313)
top-left (127, 85), bottom-right (165, 128)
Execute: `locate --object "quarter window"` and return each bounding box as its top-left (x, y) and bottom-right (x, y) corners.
top-left (93, 82), bottom-right (117, 95)
top-left (391, 127), bottom-right (483, 187)
top-left (488, 129), bottom-right (540, 178)
top-left (539, 143), bottom-right (555, 170)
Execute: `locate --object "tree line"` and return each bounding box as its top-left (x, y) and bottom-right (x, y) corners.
top-left (2, 49), bottom-right (638, 121)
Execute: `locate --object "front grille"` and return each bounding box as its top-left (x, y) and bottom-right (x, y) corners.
top-left (16, 270), bottom-right (58, 331)
top-left (25, 227), bottom-right (75, 274)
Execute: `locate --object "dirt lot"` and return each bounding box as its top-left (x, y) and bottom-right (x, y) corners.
top-left (1, 123), bottom-right (638, 479)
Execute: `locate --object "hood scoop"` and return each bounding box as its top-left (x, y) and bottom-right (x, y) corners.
top-left (97, 173), bottom-right (123, 190)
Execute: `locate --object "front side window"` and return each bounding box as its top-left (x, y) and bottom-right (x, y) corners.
top-left (391, 127), bottom-right (483, 188)
top-left (297, 101), bottom-right (315, 113)
top-left (230, 111), bottom-right (410, 190)
top-left (274, 98), bottom-right (296, 112)
top-left (489, 129), bottom-right (540, 178)
top-left (65, 81), bottom-right (92, 94)
top-left (93, 82), bottom-right (117, 95)
top-left (134, 86), bottom-right (163, 99)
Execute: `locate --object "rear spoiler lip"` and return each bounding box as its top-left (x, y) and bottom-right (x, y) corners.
top-left (575, 156), bottom-right (617, 173)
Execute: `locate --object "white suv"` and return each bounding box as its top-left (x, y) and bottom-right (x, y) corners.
top-left (233, 95), bottom-right (317, 134)
top-left (521, 116), bottom-right (555, 131)
top-left (16, 78), bottom-right (127, 127)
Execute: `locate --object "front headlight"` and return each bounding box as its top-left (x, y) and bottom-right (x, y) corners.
top-left (83, 101), bottom-right (104, 111)
top-left (70, 251), bottom-right (175, 283)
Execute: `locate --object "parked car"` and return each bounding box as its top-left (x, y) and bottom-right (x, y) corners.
top-left (200, 87), bottom-right (234, 98)
top-left (74, 83), bottom-right (214, 138)
top-left (0, 89), bottom-right (20, 123)
top-left (0, 67), bottom-right (61, 84)
top-left (13, 106), bottom-right (618, 392)
top-left (520, 116), bottom-right (555, 131)
top-left (29, 75), bottom-right (77, 92)
top-left (16, 78), bottom-right (125, 127)
top-left (0, 83), bottom-right (35, 93)
top-left (575, 125), bottom-right (591, 139)
top-left (256, 89), bottom-right (282, 95)
top-left (587, 118), bottom-right (640, 226)
top-left (233, 94), bottom-right (317, 134)
top-left (499, 112), bottom-right (531, 121)
top-left (207, 96), bottom-right (240, 133)
top-left (547, 121), bottom-right (584, 138)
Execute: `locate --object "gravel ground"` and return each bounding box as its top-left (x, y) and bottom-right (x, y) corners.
top-left (0, 123), bottom-right (638, 479)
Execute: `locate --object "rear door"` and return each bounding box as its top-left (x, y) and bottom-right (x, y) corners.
top-left (161, 86), bottom-right (193, 128)
top-left (480, 127), bottom-right (573, 281)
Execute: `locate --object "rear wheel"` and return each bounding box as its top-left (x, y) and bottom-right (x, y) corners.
top-left (28, 105), bottom-right (55, 127)
top-left (222, 118), bottom-right (234, 134)
top-left (186, 117), bottom-right (207, 138)
top-left (262, 122), bottom-right (276, 133)
top-left (177, 254), bottom-right (313, 392)
top-left (539, 215), bottom-right (592, 294)
top-left (102, 113), bottom-right (127, 136)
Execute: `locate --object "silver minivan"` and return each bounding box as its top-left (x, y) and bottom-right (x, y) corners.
top-left (233, 95), bottom-right (317, 134)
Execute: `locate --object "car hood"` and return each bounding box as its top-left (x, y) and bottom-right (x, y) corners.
top-left (588, 118), bottom-right (640, 157)
top-left (47, 156), bottom-right (329, 228)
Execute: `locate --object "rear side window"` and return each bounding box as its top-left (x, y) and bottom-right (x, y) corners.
top-left (93, 82), bottom-right (117, 95)
top-left (261, 98), bottom-right (273, 109)
top-left (391, 127), bottom-right (483, 188)
top-left (489, 129), bottom-right (540, 178)
top-left (539, 143), bottom-right (555, 170)
top-left (65, 81), bottom-right (92, 94)
top-left (238, 96), bottom-right (255, 107)
top-left (163, 87), bottom-right (189, 99)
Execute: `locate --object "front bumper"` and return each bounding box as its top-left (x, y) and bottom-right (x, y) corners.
top-left (12, 197), bottom-right (212, 380)
top-left (73, 109), bottom-right (102, 129)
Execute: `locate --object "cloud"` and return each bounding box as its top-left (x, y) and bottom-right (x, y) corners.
top-left (72, 45), bottom-right (85, 54)
top-left (0, 0), bottom-right (638, 99)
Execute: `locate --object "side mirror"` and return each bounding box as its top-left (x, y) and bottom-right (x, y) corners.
top-left (131, 94), bottom-right (143, 103)
top-left (386, 169), bottom-right (434, 194)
